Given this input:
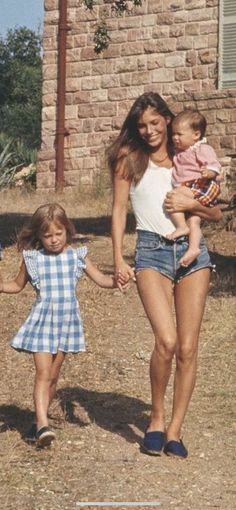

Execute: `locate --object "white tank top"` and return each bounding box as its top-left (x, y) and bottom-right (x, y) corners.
top-left (129, 159), bottom-right (175, 237)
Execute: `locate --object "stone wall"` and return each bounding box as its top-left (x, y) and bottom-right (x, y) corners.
top-left (37, 0), bottom-right (236, 190)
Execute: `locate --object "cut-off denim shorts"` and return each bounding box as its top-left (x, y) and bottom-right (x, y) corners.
top-left (135, 230), bottom-right (214, 283)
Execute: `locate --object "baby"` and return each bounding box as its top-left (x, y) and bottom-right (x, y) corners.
top-left (168, 109), bottom-right (221, 267)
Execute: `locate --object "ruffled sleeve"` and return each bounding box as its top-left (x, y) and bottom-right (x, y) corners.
top-left (76, 246), bottom-right (88, 279)
top-left (23, 250), bottom-right (40, 290)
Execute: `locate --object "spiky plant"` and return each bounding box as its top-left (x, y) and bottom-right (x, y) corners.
top-left (0, 141), bottom-right (20, 187)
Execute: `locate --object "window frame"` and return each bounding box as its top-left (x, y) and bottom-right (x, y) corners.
top-left (218, 0), bottom-right (236, 89)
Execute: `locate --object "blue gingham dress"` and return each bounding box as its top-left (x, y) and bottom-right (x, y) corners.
top-left (10, 246), bottom-right (87, 353)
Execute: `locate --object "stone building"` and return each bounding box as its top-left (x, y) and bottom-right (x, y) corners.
top-left (37, 0), bottom-right (236, 191)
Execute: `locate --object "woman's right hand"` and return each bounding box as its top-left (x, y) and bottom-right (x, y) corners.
top-left (164, 187), bottom-right (195, 213)
top-left (165, 187), bottom-right (222, 221)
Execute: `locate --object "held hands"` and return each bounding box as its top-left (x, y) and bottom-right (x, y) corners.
top-left (115, 261), bottom-right (136, 292)
top-left (112, 274), bottom-right (129, 293)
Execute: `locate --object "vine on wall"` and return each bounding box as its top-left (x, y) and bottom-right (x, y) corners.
top-left (82, 0), bottom-right (143, 53)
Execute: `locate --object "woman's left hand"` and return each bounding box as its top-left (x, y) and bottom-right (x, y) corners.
top-left (164, 188), bottom-right (195, 213)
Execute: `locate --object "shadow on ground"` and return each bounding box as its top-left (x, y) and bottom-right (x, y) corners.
top-left (0, 388), bottom-right (149, 446)
top-left (0, 404), bottom-right (34, 437)
top-left (209, 251), bottom-right (236, 296)
top-left (57, 386), bottom-right (149, 445)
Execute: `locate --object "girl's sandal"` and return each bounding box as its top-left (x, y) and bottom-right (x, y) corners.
top-left (36, 426), bottom-right (56, 447)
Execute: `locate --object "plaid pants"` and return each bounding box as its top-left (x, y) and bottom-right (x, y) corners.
top-left (184, 178), bottom-right (220, 206)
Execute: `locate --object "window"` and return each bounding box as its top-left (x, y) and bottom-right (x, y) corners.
top-left (219, 0), bottom-right (236, 88)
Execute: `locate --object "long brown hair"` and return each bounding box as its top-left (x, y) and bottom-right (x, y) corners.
top-left (17, 203), bottom-right (76, 251)
top-left (107, 91), bottom-right (175, 184)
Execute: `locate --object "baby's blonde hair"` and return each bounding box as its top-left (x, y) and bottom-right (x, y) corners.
top-left (17, 203), bottom-right (75, 250)
top-left (172, 109), bottom-right (207, 139)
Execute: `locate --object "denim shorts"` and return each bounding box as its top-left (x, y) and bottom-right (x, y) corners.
top-left (135, 230), bottom-right (214, 283)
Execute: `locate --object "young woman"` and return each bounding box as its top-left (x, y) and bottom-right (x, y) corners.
top-left (108, 92), bottom-right (221, 458)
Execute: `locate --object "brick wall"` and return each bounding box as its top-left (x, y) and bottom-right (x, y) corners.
top-left (37, 0), bottom-right (236, 190)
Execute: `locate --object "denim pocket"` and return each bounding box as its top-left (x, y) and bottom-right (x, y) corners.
top-left (135, 238), bottom-right (163, 268)
top-left (136, 239), bottom-right (162, 251)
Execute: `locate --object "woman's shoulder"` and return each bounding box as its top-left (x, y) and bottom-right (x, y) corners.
top-left (115, 147), bottom-right (137, 181)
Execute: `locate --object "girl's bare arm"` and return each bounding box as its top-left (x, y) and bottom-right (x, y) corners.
top-left (0, 261), bottom-right (29, 293)
top-left (84, 257), bottom-right (119, 289)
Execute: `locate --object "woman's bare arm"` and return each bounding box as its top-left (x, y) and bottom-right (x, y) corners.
top-left (112, 166), bottom-right (135, 285)
top-left (164, 188), bottom-right (222, 222)
top-left (112, 174), bottom-right (130, 266)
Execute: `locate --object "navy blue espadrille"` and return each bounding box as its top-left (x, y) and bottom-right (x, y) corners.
top-left (142, 430), bottom-right (165, 455)
top-left (164, 439), bottom-right (188, 458)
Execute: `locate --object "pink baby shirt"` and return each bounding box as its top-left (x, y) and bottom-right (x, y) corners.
top-left (172, 138), bottom-right (221, 186)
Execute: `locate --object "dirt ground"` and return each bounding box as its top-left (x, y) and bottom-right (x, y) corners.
top-left (0, 188), bottom-right (235, 510)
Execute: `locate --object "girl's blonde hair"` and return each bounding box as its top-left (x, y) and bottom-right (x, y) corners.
top-left (17, 203), bottom-right (76, 251)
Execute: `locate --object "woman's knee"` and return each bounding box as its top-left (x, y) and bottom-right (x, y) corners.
top-left (176, 341), bottom-right (198, 365)
top-left (154, 335), bottom-right (177, 361)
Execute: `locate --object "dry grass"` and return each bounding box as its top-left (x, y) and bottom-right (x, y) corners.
top-left (0, 187), bottom-right (112, 216)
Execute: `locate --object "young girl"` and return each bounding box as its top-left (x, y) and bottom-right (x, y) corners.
top-left (0, 203), bottom-right (121, 447)
top-left (167, 109), bottom-right (221, 266)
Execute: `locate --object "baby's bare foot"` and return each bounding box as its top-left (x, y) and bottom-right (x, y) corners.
top-left (166, 226), bottom-right (190, 241)
top-left (180, 247), bottom-right (201, 267)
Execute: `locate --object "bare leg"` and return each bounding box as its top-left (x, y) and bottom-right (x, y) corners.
top-left (33, 353), bottom-right (53, 430)
top-left (33, 351), bottom-right (66, 431)
top-left (136, 270), bottom-right (176, 432)
top-left (166, 211), bottom-right (190, 240)
top-left (49, 351), bottom-right (66, 405)
top-left (166, 268), bottom-right (210, 441)
top-left (179, 215), bottom-right (201, 267)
